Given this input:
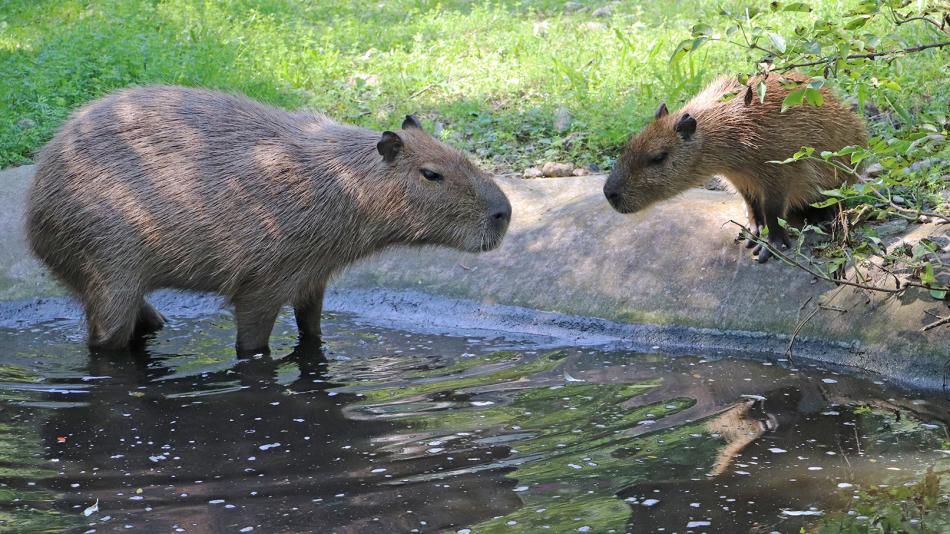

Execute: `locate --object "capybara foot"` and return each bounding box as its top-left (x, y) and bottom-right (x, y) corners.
top-left (753, 229), bottom-right (792, 263)
top-left (236, 343), bottom-right (271, 357)
top-left (134, 302), bottom-right (166, 336)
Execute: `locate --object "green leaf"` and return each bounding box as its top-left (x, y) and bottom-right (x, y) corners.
top-left (783, 2), bottom-right (811, 11)
top-left (920, 263), bottom-right (935, 285)
top-left (930, 289), bottom-right (947, 300)
top-left (767, 32), bottom-right (787, 53)
top-left (810, 197), bottom-right (840, 209)
top-left (844, 15), bottom-right (871, 29)
top-left (781, 88), bottom-right (806, 112)
top-left (757, 80), bottom-right (767, 103)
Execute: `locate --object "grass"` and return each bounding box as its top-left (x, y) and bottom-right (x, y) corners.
top-left (2, 0), bottom-right (946, 172)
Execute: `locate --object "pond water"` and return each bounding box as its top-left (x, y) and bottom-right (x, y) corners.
top-left (1, 310), bottom-right (948, 533)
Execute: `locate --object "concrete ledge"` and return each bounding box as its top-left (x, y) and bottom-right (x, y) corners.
top-left (2, 165), bottom-right (948, 390)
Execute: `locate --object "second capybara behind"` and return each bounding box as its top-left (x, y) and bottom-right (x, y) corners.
top-left (603, 73), bottom-right (868, 262)
top-left (26, 86), bottom-right (512, 354)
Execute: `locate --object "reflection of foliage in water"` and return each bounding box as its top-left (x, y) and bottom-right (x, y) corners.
top-left (0, 364), bottom-right (81, 532)
top-left (346, 350), bottom-right (720, 532)
top-left (814, 407), bottom-right (950, 533)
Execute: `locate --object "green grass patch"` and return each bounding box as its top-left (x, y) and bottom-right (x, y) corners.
top-left (3, 0), bottom-right (945, 171)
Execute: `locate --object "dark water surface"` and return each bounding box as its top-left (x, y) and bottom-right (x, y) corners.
top-left (1, 311), bottom-right (948, 533)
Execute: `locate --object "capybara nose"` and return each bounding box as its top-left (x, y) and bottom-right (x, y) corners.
top-left (492, 205), bottom-right (511, 224)
top-left (604, 183), bottom-right (622, 209)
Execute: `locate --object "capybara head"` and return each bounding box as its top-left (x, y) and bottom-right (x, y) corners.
top-left (603, 103), bottom-right (700, 214)
top-left (375, 115), bottom-right (511, 252)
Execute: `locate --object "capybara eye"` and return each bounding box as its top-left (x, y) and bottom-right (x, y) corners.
top-left (650, 152), bottom-right (668, 165)
top-left (421, 168), bottom-right (443, 182)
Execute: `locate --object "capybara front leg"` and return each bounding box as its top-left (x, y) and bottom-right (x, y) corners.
top-left (233, 296), bottom-right (282, 356)
top-left (755, 197), bottom-right (792, 264)
top-left (85, 288), bottom-right (142, 352)
top-left (294, 284), bottom-right (326, 341)
top-left (740, 192), bottom-right (765, 249)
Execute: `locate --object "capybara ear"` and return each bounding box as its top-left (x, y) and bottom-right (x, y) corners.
top-left (655, 102), bottom-right (669, 120)
top-left (674, 113), bottom-right (697, 140)
top-left (377, 131), bottom-right (403, 162)
top-left (402, 114), bottom-right (423, 130)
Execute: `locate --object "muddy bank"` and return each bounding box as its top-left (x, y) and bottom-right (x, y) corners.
top-left (1, 165), bottom-right (947, 390)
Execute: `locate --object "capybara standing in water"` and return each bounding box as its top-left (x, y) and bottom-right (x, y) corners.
top-left (603, 73), bottom-right (868, 262)
top-left (26, 86), bottom-right (511, 354)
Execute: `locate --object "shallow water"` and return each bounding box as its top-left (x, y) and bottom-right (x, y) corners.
top-left (1, 310), bottom-right (948, 533)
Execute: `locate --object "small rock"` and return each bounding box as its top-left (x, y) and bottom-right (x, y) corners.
top-left (863, 162), bottom-right (883, 178)
top-left (592, 6), bottom-right (613, 17)
top-left (564, 1), bottom-right (584, 12)
top-left (16, 118), bottom-right (36, 130)
top-left (580, 21), bottom-right (607, 31)
top-left (554, 106), bottom-right (572, 133)
top-left (523, 167), bottom-right (543, 178)
top-left (541, 162), bottom-right (575, 177)
top-left (572, 167), bottom-right (592, 176)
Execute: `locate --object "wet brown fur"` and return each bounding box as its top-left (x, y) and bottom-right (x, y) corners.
top-left (26, 86), bottom-right (511, 354)
top-left (604, 73), bottom-right (868, 261)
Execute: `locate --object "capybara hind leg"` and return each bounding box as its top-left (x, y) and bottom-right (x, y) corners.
top-left (233, 296), bottom-right (282, 356)
top-left (133, 301), bottom-right (166, 337)
top-left (84, 289), bottom-right (142, 351)
top-left (294, 284), bottom-right (326, 340)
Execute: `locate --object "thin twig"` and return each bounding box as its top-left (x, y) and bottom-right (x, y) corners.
top-left (776, 41), bottom-right (950, 71)
top-left (786, 305), bottom-right (820, 359)
top-left (735, 219), bottom-right (949, 295)
top-left (922, 316), bottom-right (950, 332)
top-left (729, 220), bottom-right (904, 293)
top-left (819, 304), bottom-right (848, 312)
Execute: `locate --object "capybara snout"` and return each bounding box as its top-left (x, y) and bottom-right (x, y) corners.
top-left (25, 86), bottom-right (511, 354)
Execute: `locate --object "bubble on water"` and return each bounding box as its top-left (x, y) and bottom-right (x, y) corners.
top-left (371, 468), bottom-right (387, 473)
top-left (821, 378), bottom-right (837, 384)
top-left (768, 448), bottom-right (787, 454)
top-left (567, 464), bottom-right (583, 470)
top-left (837, 483), bottom-right (853, 488)
top-left (641, 499), bottom-right (659, 507)
top-left (258, 443), bottom-right (281, 451)
top-left (209, 499), bottom-right (225, 504)
top-left (782, 510), bottom-right (823, 516)
top-left (687, 521), bottom-right (711, 528)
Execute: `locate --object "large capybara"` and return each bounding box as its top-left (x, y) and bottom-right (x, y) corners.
top-left (26, 86), bottom-right (511, 354)
top-left (603, 72), bottom-right (868, 262)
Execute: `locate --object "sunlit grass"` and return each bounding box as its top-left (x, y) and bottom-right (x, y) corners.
top-left (1, 0), bottom-right (945, 170)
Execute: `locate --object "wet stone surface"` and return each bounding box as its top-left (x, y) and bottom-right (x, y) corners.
top-left (1, 311), bottom-right (948, 532)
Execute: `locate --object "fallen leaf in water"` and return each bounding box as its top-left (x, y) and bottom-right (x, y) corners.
top-left (83, 499), bottom-right (99, 517)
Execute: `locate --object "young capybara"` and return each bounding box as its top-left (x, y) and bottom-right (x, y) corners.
top-left (603, 73), bottom-right (868, 262)
top-left (26, 86), bottom-right (511, 354)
